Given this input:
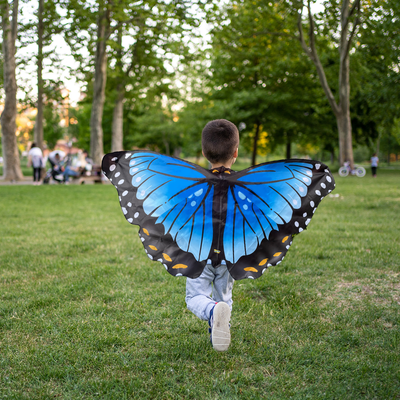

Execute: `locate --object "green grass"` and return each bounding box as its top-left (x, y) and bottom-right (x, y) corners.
top-left (0, 170), bottom-right (399, 399)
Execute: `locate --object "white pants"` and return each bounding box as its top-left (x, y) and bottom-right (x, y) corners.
top-left (185, 264), bottom-right (234, 321)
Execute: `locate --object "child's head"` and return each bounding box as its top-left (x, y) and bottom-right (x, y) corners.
top-left (202, 119), bottom-right (239, 165)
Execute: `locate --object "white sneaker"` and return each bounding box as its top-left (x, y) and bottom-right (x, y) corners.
top-left (209, 302), bottom-right (231, 351)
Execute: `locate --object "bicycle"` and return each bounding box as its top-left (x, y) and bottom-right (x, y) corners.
top-left (338, 162), bottom-right (366, 177)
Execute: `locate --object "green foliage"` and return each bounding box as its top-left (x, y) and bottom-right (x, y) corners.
top-left (0, 170), bottom-right (400, 398)
top-left (42, 102), bottom-right (64, 149)
top-left (190, 0), bottom-right (341, 161)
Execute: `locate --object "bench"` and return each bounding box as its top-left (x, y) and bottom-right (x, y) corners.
top-left (74, 165), bottom-right (104, 184)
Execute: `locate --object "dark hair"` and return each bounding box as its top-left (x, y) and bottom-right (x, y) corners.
top-left (202, 119), bottom-right (239, 164)
top-left (31, 142), bottom-right (37, 149)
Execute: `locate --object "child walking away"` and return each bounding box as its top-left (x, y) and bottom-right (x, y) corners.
top-left (370, 153), bottom-right (379, 178)
top-left (102, 119), bottom-right (335, 351)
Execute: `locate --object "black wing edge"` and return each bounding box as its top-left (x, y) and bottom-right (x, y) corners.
top-left (101, 151), bottom-right (128, 180)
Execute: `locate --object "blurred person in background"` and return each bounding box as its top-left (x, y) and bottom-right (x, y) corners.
top-left (27, 143), bottom-right (44, 185)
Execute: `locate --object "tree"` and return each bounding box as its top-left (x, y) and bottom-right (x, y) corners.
top-left (205, 0), bottom-right (332, 164)
top-left (296, 0), bottom-right (365, 168)
top-left (33, 0), bottom-right (62, 151)
top-left (107, 0), bottom-right (198, 153)
top-left (1, 0), bottom-right (23, 181)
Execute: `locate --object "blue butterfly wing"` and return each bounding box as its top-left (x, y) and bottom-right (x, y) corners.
top-left (102, 151), bottom-right (215, 278)
top-left (223, 160), bottom-right (335, 280)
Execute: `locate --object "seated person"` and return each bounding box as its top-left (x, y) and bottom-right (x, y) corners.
top-left (63, 150), bottom-right (93, 183)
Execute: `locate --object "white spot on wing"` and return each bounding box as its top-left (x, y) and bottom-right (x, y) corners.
top-left (310, 201), bottom-right (315, 207)
top-left (122, 190), bottom-right (128, 197)
top-left (315, 164), bottom-right (321, 169)
top-left (122, 207), bottom-right (127, 215)
top-left (295, 221), bottom-right (299, 227)
top-left (195, 189), bottom-right (203, 196)
top-left (134, 212), bottom-right (139, 218)
top-left (115, 172), bottom-right (120, 177)
top-left (238, 191), bottom-right (246, 200)
top-left (110, 165), bottom-right (116, 172)
top-left (125, 153), bottom-right (132, 159)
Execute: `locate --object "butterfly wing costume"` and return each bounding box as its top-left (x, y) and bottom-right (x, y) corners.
top-left (102, 151), bottom-right (335, 280)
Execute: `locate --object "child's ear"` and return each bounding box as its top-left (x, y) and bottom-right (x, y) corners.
top-left (233, 148), bottom-right (238, 158)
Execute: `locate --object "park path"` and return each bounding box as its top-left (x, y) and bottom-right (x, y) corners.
top-left (0, 177), bottom-right (36, 186)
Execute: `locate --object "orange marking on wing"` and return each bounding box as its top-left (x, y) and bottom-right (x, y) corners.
top-left (259, 258), bottom-right (268, 266)
top-left (143, 228), bottom-right (149, 236)
top-left (282, 236), bottom-right (289, 243)
top-left (244, 267), bottom-right (258, 272)
top-left (212, 169), bottom-right (219, 173)
top-left (273, 252), bottom-right (282, 257)
top-left (162, 253), bottom-right (172, 262)
top-left (224, 170), bottom-right (231, 174)
top-left (172, 264), bottom-right (188, 269)
top-left (149, 245), bottom-right (157, 251)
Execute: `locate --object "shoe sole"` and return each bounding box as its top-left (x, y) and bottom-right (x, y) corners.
top-left (211, 302), bottom-right (231, 351)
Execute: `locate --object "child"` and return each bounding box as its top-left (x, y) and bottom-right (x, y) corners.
top-left (185, 119), bottom-right (239, 352)
top-left (102, 119), bottom-right (335, 354)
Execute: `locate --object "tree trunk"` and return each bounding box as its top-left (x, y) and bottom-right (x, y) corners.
top-left (34, 0), bottom-right (44, 151)
top-left (251, 122), bottom-right (260, 166)
top-left (111, 84), bottom-right (125, 152)
top-left (90, 2), bottom-right (109, 165)
top-left (1, 0), bottom-right (23, 181)
top-left (338, 1), bottom-right (354, 168)
top-left (286, 138), bottom-right (291, 159)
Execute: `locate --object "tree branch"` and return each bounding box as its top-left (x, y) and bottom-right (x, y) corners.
top-left (349, 0), bottom-right (361, 19)
top-left (297, 7), bottom-right (312, 58)
top-left (343, 2), bottom-right (361, 57)
top-left (297, 1), bottom-right (340, 116)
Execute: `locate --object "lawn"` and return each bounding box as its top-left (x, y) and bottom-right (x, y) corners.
top-left (0, 169), bottom-right (399, 399)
